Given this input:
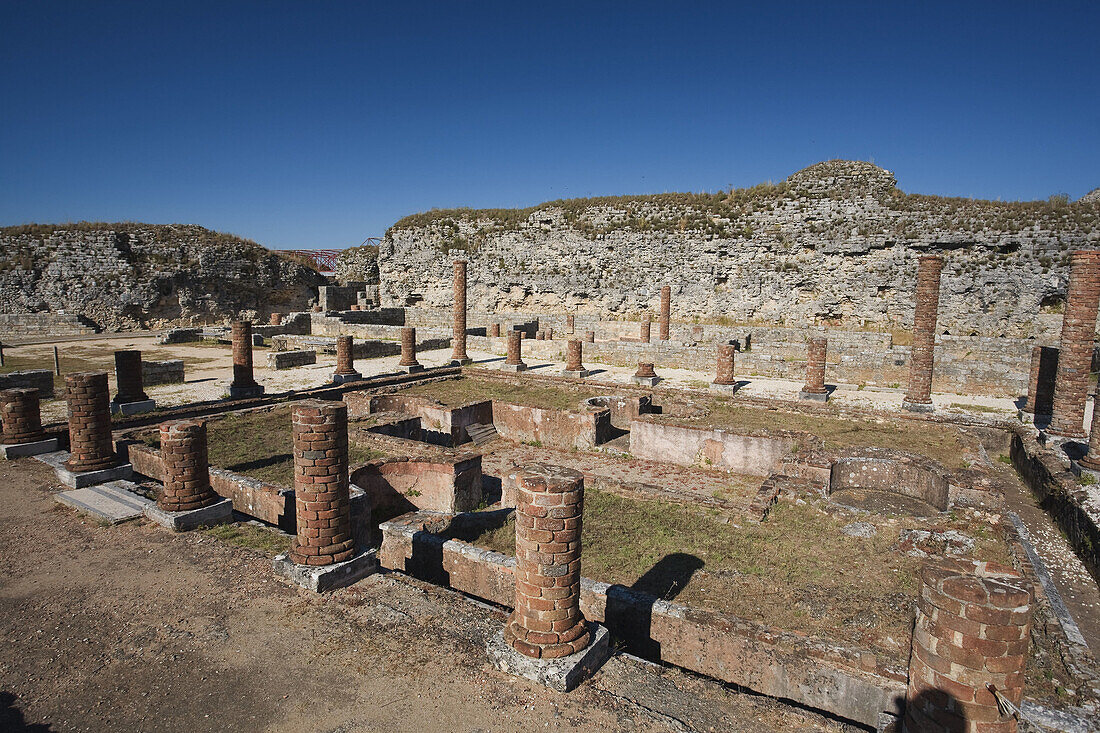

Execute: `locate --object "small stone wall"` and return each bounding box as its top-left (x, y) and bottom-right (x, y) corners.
top-left (584, 394), bottom-right (653, 430)
top-left (0, 313), bottom-right (98, 337)
top-left (350, 455), bottom-right (483, 522)
top-left (629, 418), bottom-right (796, 476)
top-left (142, 359), bottom-right (184, 385)
top-left (0, 369), bottom-right (54, 399)
top-left (266, 349), bottom-right (317, 369)
top-left (492, 401), bottom-right (613, 449)
top-left (830, 454), bottom-right (950, 512)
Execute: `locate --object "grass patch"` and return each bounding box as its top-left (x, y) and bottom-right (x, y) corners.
top-left (0, 343), bottom-right (215, 393)
top-left (202, 522), bottom-right (292, 557)
top-left (948, 402), bottom-right (1003, 414)
top-left (403, 376), bottom-right (603, 411)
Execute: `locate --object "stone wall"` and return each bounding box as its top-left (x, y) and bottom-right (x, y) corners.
top-left (0, 369), bottom-right (54, 398)
top-left (141, 359), bottom-right (184, 386)
top-left (266, 349), bottom-right (317, 369)
top-left (0, 313), bottom-right (98, 338)
top-left (381, 160), bottom-right (1100, 338)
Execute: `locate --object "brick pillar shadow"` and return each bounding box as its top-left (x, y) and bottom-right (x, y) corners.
top-left (605, 552), bottom-right (704, 660)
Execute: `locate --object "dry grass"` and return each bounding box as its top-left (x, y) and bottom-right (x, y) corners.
top-left (201, 522), bottom-right (293, 557)
top-left (403, 376), bottom-right (602, 411)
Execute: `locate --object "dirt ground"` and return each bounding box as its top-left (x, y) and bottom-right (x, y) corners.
top-left (0, 458), bottom-right (855, 733)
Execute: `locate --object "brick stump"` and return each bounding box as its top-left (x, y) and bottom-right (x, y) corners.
top-left (659, 286), bottom-right (671, 341)
top-left (1050, 251), bottom-right (1100, 438)
top-left (562, 339), bottom-right (589, 378)
top-left (566, 314), bottom-right (575, 334)
top-left (451, 260), bottom-right (472, 365)
top-left (711, 344), bottom-right (737, 391)
top-left (229, 321), bottom-right (264, 398)
top-left (632, 362), bottom-right (660, 386)
top-left (270, 313), bottom-right (282, 326)
top-left (63, 372), bottom-right (118, 473)
top-left (583, 331), bottom-right (595, 343)
top-left (503, 331), bottom-right (527, 372)
top-left (333, 335), bottom-right (362, 383)
top-left (157, 420), bottom-right (220, 512)
top-left (398, 327), bottom-right (423, 373)
top-left (1, 388), bottom-right (45, 444)
top-left (640, 312), bottom-right (651, 343)
top-left (903, 255), bottom-right (944, 412)
top-left (799, 337), bottom-right (828, 401)
top-left (288, 400), bottom-right (355, 567)
top-left (1022, 345), bottom-right (1058, 416)
top-left (113, 350), bottom-right (148, 404)
top-left (904, 560), bottom-right (1032, 733)
top-left (490, 323), bottom-right (501, 337)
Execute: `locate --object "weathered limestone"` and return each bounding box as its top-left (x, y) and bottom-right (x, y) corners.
top-left (632, 362), bottom-right (660, 386)
top-left (1022, 345), bottom-right (1058, 416)
top-left (639, 312), bottom-right (651, 343)
top-left (111, 350), bottom-right (156, 415)
top-left (0, 387), bottom-right (57, 458)
top-left (145, 420), bottom-right (232, 530)
top-left (903, 255), bottom-right (943, 412)
top-left (451, 260), bottom-right (472, 365)
top-left (799, 337), bottom-right (828, 402)
top-left (561, 339), bottom-right (590, 378)
top-left (397, 326), bottom-right (423, 373)
top-left (904, 560), bottom-right (1031, 733)
top-left (502, 331), bottom-right (527, 372)
top-left (710, 344), bottom-right (737, 392)
top-left (659, 285), bottom-right (671, 341)
top-left (1049, 251), bottom-right (1100, 438)
top-left (229, 321), bottom-right (264, 399)
top-left (332, 335), bottom-right (362, 384)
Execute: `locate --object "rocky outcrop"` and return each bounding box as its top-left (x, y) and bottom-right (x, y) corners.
top-left (335, 245), bottom-right (379, 284)
top-left (379, 160), bottom-right (1100, 337)
top-left (0, 224), bottom-right (327, 331)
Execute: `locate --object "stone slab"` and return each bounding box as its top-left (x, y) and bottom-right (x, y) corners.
top-left (331, 372), bottom-right (363, 385)
top-left (798, 390), bottom-right (828, 402)
top-left (499, 363), bottom-right (527, 372)
top-left (397, 364), bottom-right (424, 374)
top-left (144, 497), bottom-right (234, 532)
top-left (1, 437), bottom-right (60, 459)
top-left (55, 480), bottom-right (153, 523)
top-left (110, 398), bottom-right (157, 416)
top-left (272, 548), bottom-right (379, 593)
top-left (901, 400), bottom-right (934, 413)
top-left (35, 450), bottom-right (133, 488)
top-left (562, 369), bottom-right (592, 379)
top-left (708, 382), bottom-right (738, 394)
top-left (631, 376), bottom-right (660, 386)
top-left (450, 357), bottom-right (474, 366)
top-left (486, 623), bottom-right (610, 693)
top-left (227, 384), bottom-right (265, 399)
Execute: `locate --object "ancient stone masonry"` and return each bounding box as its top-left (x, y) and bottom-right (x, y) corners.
top-left (639, 312), bottom-right (651, 343)
top-left (288, 400), bottom-right (354, 567)
top-left (800, 337), bottom-right (828, 401)
top-left (334, 336), bottom-right (357, 375)
top-left (562, 339), bottom-right (589, 378)
top-left (1049, 250), bottom-right (1100, 437)
top-left (504, 330), bottom-right (527, 372)
top-left (157, 420), bottom-right (221, 512)
top-left (1022, 345), bottom-right (1058, 415)
top-left (904, 560), bottom-right (1031, 733)
top-left (713, 344), bottom-right (736, 386)
top-left (659, 285), bottom-right (671, 341)
top-left (229, 321), bottom-right (264, 398)
top-left (0, 388), bottom-right (44, 444)
top-left (632, 362), bottom-right (659, 386)
top-left (63, 372), bottom-right (118, 472)
top-left (398, 327), bottom-right (422, 372)
top-left (903, 255), bottom-right (943, 412)
top-left (451, 260), bottom-right (471, 364)
top-left (113, 350), bottom-right (149, 404)
top-left (505, 465), bottom-right (591, 659)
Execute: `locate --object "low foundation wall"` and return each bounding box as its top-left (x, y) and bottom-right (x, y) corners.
top-left (830, 454), bottom-right (950, 512)
top-left (492, 401), bottom-right (612, 449)
top-left (0, 369), bottom-right (54, 399)
top-left (142, 359), bottom-right (184, 385)
top-left (267, 349), bottom-right (317, 369)
top-left (351, 455), bottom-right (483, 523)
top-left (630, 419), bottom-right (795, 476)
top-left (0, 312), bottom-right (98, 337)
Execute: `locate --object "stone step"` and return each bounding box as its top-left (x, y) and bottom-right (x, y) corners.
top-left (55, 480), bottom-right (154, 524)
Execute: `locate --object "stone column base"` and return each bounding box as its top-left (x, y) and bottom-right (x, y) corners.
top-left (272, 548), bottom-right (378, 593)
top-left (500, 363), bottom-right (527, 372)
top-left (486, 622), bottom-right (609, 693)
top-left (397, 364), bottom-right (424, 374)
top-left (901, 400), bottom-right (934, 413)
top-left (631, 376), bottom-right (660, 386)
top-left (561, 369), bottom-right (591, 379)
top-left (227, 384), bottom-right (265, 400)
top-left (798, 390), bottom-right (828, 402)
top-left (709, 382), bottom-right (738, 394)
top-left (1, 437), bottom-right (60, 459)
top-left (450, 357), bottom-right (474, 366)
top-left (111, 398), bottom-right (157, 416)
top-left (332, 372), bottom-right (363, 385)
top-left (51, 456), bottom-right (133, 489)
top-left (144, 497), bottom-right (233, 532)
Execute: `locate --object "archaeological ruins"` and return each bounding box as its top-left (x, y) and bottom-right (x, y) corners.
top-left (3, 161), bottom-right (1100, 731)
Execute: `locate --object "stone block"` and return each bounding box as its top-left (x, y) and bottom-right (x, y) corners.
top-left (901, 400), bottom-right (934, 413)
top-left (798, 390), bottom-right (828, 402)
top-left (272, 549), bottom-right (379, 593)
top-left (227, 384), bottom-right (265, 399)
top-left (36, 450), bottom-right (133, 488)
top-left (561, 369), bottom-right (591, 378)
top-left (1, 437), bottom-right (60, 459)
top-left (499, 363), bottom-right (526, 372)
top-left (486, 622), bottom-right (609, 692)
top-left (631, 375), bottom-right (660, 386)
top-left (55, 480), bottom-right (152, 523)
top-left (144, 497), bottom-right (234, 531)
top-left (397, 364), bottom-right (424, 374)
top-left (332, 371), bottom-right (363, 384)
top-left (110, 398), bottom-right (157, 416)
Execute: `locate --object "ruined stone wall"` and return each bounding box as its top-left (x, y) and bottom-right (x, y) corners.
top-left (0, 224), bottom-right (327, 331)
top-left (380, 160), bottom-right (1100, 338)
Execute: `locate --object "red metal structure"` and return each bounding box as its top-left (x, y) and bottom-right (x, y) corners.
top-left (287, 238), bottom-right (380, 274)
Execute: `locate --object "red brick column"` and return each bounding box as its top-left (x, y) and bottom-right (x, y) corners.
top-left (505, 464), bottom-right (591, 659)
top-left (713, 344), bottom-right (736, 385)
top-left (659, 286), bottom-right (671, 341)
top-left (334, 336), bottom-right (357, 376)
top-left (113, 350), bottom-right (148, 404)
top-left (398, 327), bottom-right (420, 368)
top-left (904, 255), bottom-right (944, 409)
top-left (63, 372), bottom-right (118, 472)
top-left (640, 312), bottom-right (651, 343)
top-left (583, 331), bottom-right (595, 343)
top-left (566, 314), bottom-right (575, 334)
top-left (490, 323), bottom-right (501, 337)
top-left (506, 331), bottom-right (524, 366)
top-left (158, 420), bottom-right (220, 512)
top-left (1050, 250), bottom-right (1100, 437)
top-left (0, 388), bottom-right (45, 444)
top-left (288, 400), bottom-right (354, 567)
top-left (231, 321), bottom-right (258, 389)
top-left (451, 260), bottom-right (469, 363)
top-left (270, 313), bottom-right (282, 326)
top-left (904, 560), bottom-right (1031, 733)
top-left (635, 363), bottom-right (656, 379)
top-left (803, 337), bottom-right (828, 395)
top-left (1023, 346), bottom-right (1059, 415)
top-left (565, 340), bottom-right (584, 371)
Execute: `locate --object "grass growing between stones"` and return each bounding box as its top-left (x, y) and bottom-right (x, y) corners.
top-left (403, 376), bottom-right (603, 411)
top-left (202, 522), bottom-right (292, 557)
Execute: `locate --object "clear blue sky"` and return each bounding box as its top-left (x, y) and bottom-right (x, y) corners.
top-left (2, 2), bottom-right (1097, 249)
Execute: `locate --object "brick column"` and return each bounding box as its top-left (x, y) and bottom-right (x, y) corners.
top-left (640, 312), bottom-right (651, 343)
top-left (803, 338), bottom-right (828, 395)
top-left (505, 464), bottom-right (591, 659)
top-left (398, 327), bottom-right (421, 369)
top-left (505, 330), bottom-right (525, 366)
top-left (288, 400), bottom-right (354, 567)
top-left (583, 331), bottom-right (595, 343)
top-left (713, 344), bottom-right (736, 385)
top-left (904, 255), bottom-right (944, 411)
top-left (566, 314), bottom-right (575, 334)
top-left (490, 323), bottom-right (501, 337)
top-left (158, 420), bottom-right (220, 512)
top-left (1050, 250), bottom-right (1100, 437)
top-left (334, 336), bottom-right (357, 376)
top-left (904, 560), bottom-right (1031, 733)
top-left (451, 260), bottom-right (470, 364)
top-left (270, 313), bottom-right (282, 326)
top-left (0, 388), bottom-right (45, 444)
top-left (659, 285), bottom-right (671, 341)
top-left (113, 350), bottom-right (148, 404)
top-left (63, 372), bottom-right (118, 472)
top-left (565, 340), bottom-right (584, 371)
top-left (231, 321), bottom-right (258, 389)
top-left (1021, 346), bottom-right (1058, 415)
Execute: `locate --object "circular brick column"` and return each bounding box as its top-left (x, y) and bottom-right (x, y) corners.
top-left (659, 286), bottom-right (671, 341)
top-left (565, 340), bottom-right (584, 371)
top-left (713, 344), bottom-right (736, 385)
top-left (904, 255), bottom-right (944, 409)
top-left (904, 560), bottom-right (1031, 733)
top-left (230, 321), bottom-right (258, 389)
top-left (490, 323), bottom-right (501, 337)
top-left (113, 350), bottom-right (148, 404)
top-left (803, 337), bottom-right (828, 395)
top-left (1050, 250), bottom-right (1100, 437)
top-left (398, 327), bottom-right (420, 368)
top-left (0, 388), bottom-right (45, 444)
top-left (635, 362), bottom-right (657, 378)
top-left (270, 313), bottom-right (282, 326)
top-left (640, 312), bottom-right (651, 343)
top-left (288, 400), bottom-right (354, 566)
top-left (505, 464), bottom-right (591, 659)
top-left (566, 314), bottom-right (575, 334)
top-left (63, 372), bottom-right (118, 472)
top-left (334, 336), bottom-right (357, 376)
top-left (506, 330), bottom-right (524, 366)
top-left (583, 331), bottom-right (595, 343)
top-left (158, 420), bottom-right (220, 512)
top-left (451, 260), bottom-right (469, 363)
